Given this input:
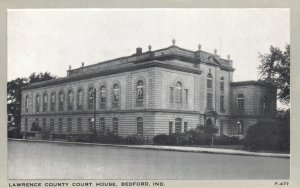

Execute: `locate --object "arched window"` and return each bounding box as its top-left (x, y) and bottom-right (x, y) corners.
top-left (50, 93), bottom-right (56, 111)
top-left (36, 95), bottom-right (40, 112)
top-left (207, 93), bottom-right (213, 108)
top-left (175, 118), bottom-right (182, 134)
top-left (137, 117), bottom-right (143, 135)
top-left (175, 82), bottom-right (182, 102)
top-left (58, 91), bottom-right (65, 111)
top-left (112, 117), bottom-right (118, 135)
top-left (207, 73), bottom-right (213, 88)
top-left (112, 84), bottom-right (120, 108)
top-left (25, 96), bottom-right (29, 113)
top-left (88, 88), bottom-right (95, 110)
top-left (77, 89), bottom-right (83, 110)
top-left (237, 94), bottom-right (245, 110)
top-left (220, 77), bottom-right (224, 91)
top-left (67, 90), bottom-right (74, 110)
top-left (100, 86), bottom-right (106, 109)
top-left (43, 93), bottom-right (48, 112)
top-left (77, 118), bottom-right (82, 132)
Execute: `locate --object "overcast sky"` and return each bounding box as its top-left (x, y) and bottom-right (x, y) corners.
top-left (8, 9), bottom-right (289, 83)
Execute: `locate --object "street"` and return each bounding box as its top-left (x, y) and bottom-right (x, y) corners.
top-left (8, 140), bottom-right (289, 179)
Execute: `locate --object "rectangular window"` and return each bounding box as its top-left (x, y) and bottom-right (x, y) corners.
top-left (220, 95), bottom-right (225, 112)
top-left (169, 122), bottom-right (173, 135)
top-left (220, 125), bottom-right (224, 135)
top-left (137, 118), bottom-right (143, 135)
top-left (100, 118), bottom-right (105, 133)
top-left (50, 119), bottom-right (54, 131)
top-left (207, 93), bottom-right (213, 108)
top-left (77, 118), bottom-right (82, 132)
top-left (185, 89), bottom-right (188, 102)
top-left (42, 118), bottom-right (47, 131)
top-left (25, 119), bottom-right (28, 132)
top-left (184, 122), bottom-right (188, 133)
top-left (169, 87), bottom-right (173, 102)
top-left (58, 118), bottom-right (63, 132)
top-left (67, 118), bottom-right (72, 133)
top-left (112, 118), bottom-right (118, 135)
top-left (88, 118), bottom-right (93, 132)
top-left (237, 122), bottom-right (244, 134)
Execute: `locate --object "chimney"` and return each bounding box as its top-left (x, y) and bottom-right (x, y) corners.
top-left (136, 47), bottom-right (142, 55)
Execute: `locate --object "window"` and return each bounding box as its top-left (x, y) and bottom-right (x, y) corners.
top-left (58, 118), bottom-right (63, 132)
top-left (77, 89), bottom-right (83, 110)
top-left (77, 118), bottom-right (82, 132)
top-left (237, 121), bottom-right (244, 134)
top-left (35, 119), bottom-right (39, 128)
top-left (25, 119), bottom-right (28, 131)
top-left (100, 86), bottom-right (106, 109)
top-left (184, 122), bottom-right (188, 133)
top-left (88, 88), bottom-right (95, 110)
top-left (207, 73), bottom-right (213, 88)
top-left (36, 95), bottom-right (40, 112)
top-left (169, 87), bottom-right (174, 102)
top-left (67, 118), bottom-right (72, 133)
top-left (260, 96), bottom-right (269, 115)
top-left (220, 95), bottom-right (225, 112)
top-left (25, 96), bottom-right (29, 113)
top-left (112, 117), bottom-right (118, 135)
top-left (175, 118), bottom-right (182, 134)
top-left (67, 90), bottom-right (74, 110)
top-left (137, 80), bottom-right (144, 101)
top-left (42, 118), bottom-right (46, 131)
top-left (237, 94), bottom-right (245, 110)
top-left (100, 118), bottom-right (105, 133)
top-left (207, 93), bottom-right (213, 108)
top-left (184, 89), bottom-right (188, 102)
top-left (220, 125), bottom-right (224, 135)
top-left (112, 84), bottom-right (120, 108)
top-left (169, 122), bottom-right (173, 135)
top-left (43, 94), bottom-right (48, 112)
top-left (137, 117), bottom-right (143, 135)
top-left (50, 119), bottom-right (54, 131)
top-left (220, 77), bottom-right (224, 91)
top-left (175, 82), bottom-right (182, 102)
top-left (59, 92), bottom-right (65, 111)
top-left (50, 93), bottom-right (55, 112)
top-left (88, 118), bottom-right (93, 132)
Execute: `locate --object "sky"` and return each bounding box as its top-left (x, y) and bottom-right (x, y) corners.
top-left (7, 9), bottom-right (290, 107)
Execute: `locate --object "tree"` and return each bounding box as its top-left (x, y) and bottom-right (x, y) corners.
top-left (7, 72), bottom-right (56, 137)
top-left (258, 44), bottom-right (290, 105)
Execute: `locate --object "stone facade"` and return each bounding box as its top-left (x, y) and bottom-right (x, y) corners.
top-left (20, 44), bottom-right (276, 140)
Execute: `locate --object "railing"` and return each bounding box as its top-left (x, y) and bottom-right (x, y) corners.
top-left (68, 46), bottom-right (200, 76)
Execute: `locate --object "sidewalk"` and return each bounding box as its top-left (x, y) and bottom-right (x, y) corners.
top-left (9, 138), bottom-right (290, 158)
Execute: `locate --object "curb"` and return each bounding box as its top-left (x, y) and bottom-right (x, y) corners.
top-left (8, 138), bottom-right (290, 159)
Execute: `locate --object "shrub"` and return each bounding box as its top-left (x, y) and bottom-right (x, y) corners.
top-left (214, 135), bottom-right (243, 145)
top-left (244, 120), bottom-right (290, 152)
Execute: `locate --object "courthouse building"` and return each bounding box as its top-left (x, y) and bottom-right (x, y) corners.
top-left (20, 40), bottom-right (277, 140)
